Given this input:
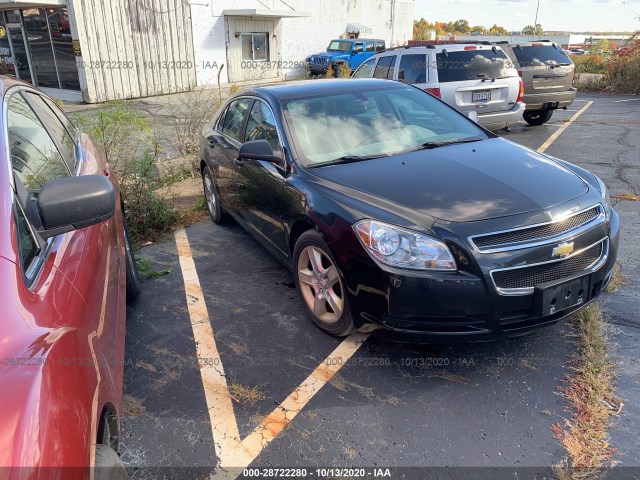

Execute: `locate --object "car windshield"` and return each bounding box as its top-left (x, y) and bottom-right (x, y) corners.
top-left (436, 49), bottom-right (516, 82)
top-left (283, 85), bottom-right (489, 166)
top-left (512, 45), bottom-right (573, 67)
top-left (327, 41), bottom-right (352, 52)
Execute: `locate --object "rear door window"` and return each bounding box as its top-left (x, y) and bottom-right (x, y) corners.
top-left (398, 54), bottom-right (428, 84)
top-left (436, 49), bottom-right (515, 82)
top-left (373, 55), bottom-right (396, 79)
top-left (512, 45), bottom-right (573, 67)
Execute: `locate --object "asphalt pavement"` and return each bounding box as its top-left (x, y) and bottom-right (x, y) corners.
top-left (120, 93), bottom-right (640, 479)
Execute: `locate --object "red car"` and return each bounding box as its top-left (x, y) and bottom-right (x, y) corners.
top-left (0, 77), bottom-right (139, 479)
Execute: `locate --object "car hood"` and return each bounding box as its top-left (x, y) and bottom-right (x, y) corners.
top-left (313, 52), bottom-right (345, 59)
top-left (306, 138), bottom-right (589, 223)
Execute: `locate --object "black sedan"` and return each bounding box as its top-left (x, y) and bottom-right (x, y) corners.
top-left (199, 79), bottom-right (619, 340)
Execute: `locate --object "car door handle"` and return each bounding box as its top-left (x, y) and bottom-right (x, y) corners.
top-left (235, 157), bottom-right (245, 167)
top-left (207, 137), bottom-right (219, 148)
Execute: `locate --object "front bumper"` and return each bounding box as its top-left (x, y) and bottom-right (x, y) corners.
top-left (477, 101), bottom-right (526, 130)
top-left (308, 64), bottom-right (328, 74)
top-left (342, 207), bottom-right (619, 342)
top-left (523, 88), bottom-right (577, 111)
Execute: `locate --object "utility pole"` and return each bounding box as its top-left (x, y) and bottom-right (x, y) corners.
top-left (533, 0), bottom-right (540, 40)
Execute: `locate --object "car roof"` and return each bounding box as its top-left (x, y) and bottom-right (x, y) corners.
top-left (0, 75), bottom-right (43, 98)
top-left (367, 44), bottom-right (506, 56)
top-left (509, 41), bottom-right (560, 47)
top-left (330, 38), bottom-right (385, 42)
top-left (245, 78), bottom-right (403, 102)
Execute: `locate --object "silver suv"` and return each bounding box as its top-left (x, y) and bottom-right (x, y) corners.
top-left (352, 44), bottom-right (525, 131)
top-left (498, 41), bottom-right (577, 126)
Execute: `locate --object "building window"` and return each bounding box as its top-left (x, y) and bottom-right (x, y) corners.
top-left (0, 7), bottom-right (80, 90)
top-left (241, 33), bottom-right (269, 62)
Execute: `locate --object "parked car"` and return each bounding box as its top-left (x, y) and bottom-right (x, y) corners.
top-left (0, 77), bottom-right (139, 479)
top-left (498, 41), bottom-right (577, 125)
top-left (351, 44), bottom-right (525, 131)
top-left (569, 48), bottom-right (586, 55)
top-left (306, 38), bottom-right (385, 77)
top-left (200, 79), bottom-right (619, 340)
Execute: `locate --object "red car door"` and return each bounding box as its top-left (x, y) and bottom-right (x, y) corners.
top-left (23, 91), bottom-right (127, 410)
top-left (1, 85), bottom-right (126, 473)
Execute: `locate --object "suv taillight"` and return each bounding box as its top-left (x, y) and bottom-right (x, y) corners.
top-left (517, 79), bottom-right (524, 102)
top-left (424, 87), bottom-right (441, 98)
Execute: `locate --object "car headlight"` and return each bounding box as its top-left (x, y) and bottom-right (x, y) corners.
top-left (353, 220), bottom-right (457, 271)
top-left (594, 175), bottom-right (611, 220)
top-left (594, 175), bottom-right (610, 205)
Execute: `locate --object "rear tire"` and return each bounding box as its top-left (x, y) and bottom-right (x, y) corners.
top-left (293, 231), bottom-right (355, 337)
top-left (202, 165), bottom-right (228, 225)
top-left (123, 217), bottom-right (141, 302)
top-left (94, 444), bottom-right (129, 480)
top-left (523, 109), bottom-right (553, 126)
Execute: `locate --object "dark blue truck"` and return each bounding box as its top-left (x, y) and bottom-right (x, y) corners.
top-left (306, 38), bottom-right (385, 76)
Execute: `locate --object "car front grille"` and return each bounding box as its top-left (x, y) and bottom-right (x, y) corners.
top-left (311, 56), bottom-right (328, 65)
top-left (491, 238), bottom-right (607, 292)
top-left (471, 206), bottom-right (603, 252)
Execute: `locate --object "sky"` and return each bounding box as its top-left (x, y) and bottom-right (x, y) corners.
top-left (413, 0), bottom-right (640, 32)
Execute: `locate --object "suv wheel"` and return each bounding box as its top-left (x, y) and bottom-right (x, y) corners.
top-left (523, 110), bottom-right (554, 126)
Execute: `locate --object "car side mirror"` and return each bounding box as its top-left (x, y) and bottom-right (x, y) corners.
top-left (36, 175), bottom-right (116, 239)
top-left (239, 139), bottom-right (284, 166)
top-left (467, 111), bottom-right (479, 123)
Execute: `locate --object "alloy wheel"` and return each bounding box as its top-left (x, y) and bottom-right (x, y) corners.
top-left (297, 246), bottom-right (344, 324)
top-left (203, 173), bottom-right (216, 216)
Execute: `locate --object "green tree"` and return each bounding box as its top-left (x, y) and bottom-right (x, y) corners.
top-left (471, 25), bottom-right (487, 34)
top-left (595, 38), bottom-right (610, 50)
top-left (413, 18), bottom-right (436, 40)
top-left (522, 24), bottom-right (544, 35)
top-left (489, 23), bottom-right (509, 35)
top-left (453, 19), bottom-right (471, 33)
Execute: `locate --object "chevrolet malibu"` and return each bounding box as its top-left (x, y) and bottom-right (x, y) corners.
top-left (0, 78), bottom-right (139, 478)
top-left (200, 79), bottom-right (619, 339)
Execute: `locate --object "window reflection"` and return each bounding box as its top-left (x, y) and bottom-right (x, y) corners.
top-left (0, 7), bottom-right (79, 90)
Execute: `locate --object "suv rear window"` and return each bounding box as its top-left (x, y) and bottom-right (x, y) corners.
top-left (511, 45), bottom-right (572, 68)
top-left (436, 49), bottom-right (515, 82)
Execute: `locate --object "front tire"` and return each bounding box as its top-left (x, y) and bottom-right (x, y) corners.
top-left (523, 109), bottom-right (554, 126)
top-left (202, 165), bottom-right (227, 225)
top-left (94, 444), bottom-right (129, 480)
top-left (293, 231), bottom-right (355, 336)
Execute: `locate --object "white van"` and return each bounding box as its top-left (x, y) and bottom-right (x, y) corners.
top-left (352, 43), bottom-right (525, 131)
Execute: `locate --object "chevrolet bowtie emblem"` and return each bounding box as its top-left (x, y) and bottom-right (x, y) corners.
top-left (552, 242), bottom-right (574, 257)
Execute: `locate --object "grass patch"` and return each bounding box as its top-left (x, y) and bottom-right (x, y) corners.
top-left (136, 258), bottom-right (172, 279)
top-left (605, 262), bottom-right (630, 294)
top-left (228, 382), bottom-right (266, 405)
top-left (551, 304), bottom-right (621, 478)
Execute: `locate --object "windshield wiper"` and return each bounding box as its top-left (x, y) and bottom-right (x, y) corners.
top-left (309, 154), bottom-right (387, 168)
top-left (477, 73), bottom-right (496, 82)
top-left (416, 137), bottom-right (484, 150)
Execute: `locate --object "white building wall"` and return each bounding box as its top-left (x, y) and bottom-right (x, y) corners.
top-left (189, 0), bottom-right (415, 87)
top-left (69, 0), bottom-right (196, 103)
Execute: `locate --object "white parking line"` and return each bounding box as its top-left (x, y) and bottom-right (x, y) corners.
top-left (613, 98), bottom-right (640, 103)
top-left (537, 101), bottom-right (593, 153)
top-left (174, 228), bottom-right (371, 478)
